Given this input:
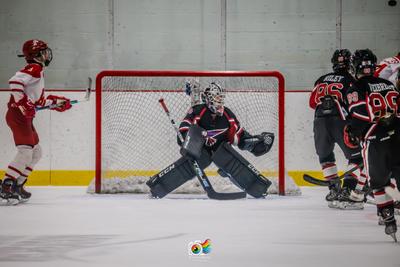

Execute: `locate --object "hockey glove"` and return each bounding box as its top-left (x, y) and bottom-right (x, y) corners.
top-left (343, 125), bottom-right (359, 149)
top-left (242, 132), bottom-right (274, 157)
top-left (47, 95), bottom-right (72, 112)
top-left (184, 79), bottom-right (200, 96)
top-left (15, 95), bottom-right (35, 119)
top-left (185, 81), bottom-right (193, 96)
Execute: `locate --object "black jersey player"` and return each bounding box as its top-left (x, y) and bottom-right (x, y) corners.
top-left (345, 49), bottom-right (400, 241)
top-left (309, 49), bottom-right (365, 209)
top-left (147, 82), bottom-right (275, 199)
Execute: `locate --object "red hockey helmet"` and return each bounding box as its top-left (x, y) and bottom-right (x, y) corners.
top-left (18, 39), bottom-right (53, 66)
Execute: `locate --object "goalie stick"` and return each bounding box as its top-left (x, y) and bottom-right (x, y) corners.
top-left (303, 163), bottom-right (364, 186)
top-left (36, 77), bottom-right (92, 111)
top-left (158, 98), bottom-right (246, 200)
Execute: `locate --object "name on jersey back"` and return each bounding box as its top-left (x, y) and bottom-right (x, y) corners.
top-left (323, 75), bottom-right (344, 83)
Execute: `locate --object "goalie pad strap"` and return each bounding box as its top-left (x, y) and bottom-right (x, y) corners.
top-left (147, 149), bottom-right (212, 198)
top-left (212, 142), bottom-right (271, 198)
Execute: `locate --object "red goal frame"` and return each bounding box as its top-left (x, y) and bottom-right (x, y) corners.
top-left (95, 70), bottom-right (285, 195)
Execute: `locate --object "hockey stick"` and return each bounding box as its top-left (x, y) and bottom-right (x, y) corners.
top-left (36, 77), bottom-right (92, 111)
top-left (158, 98), bottom-right (246, 200)
top-left (303, 163), bottom-right (364, 186)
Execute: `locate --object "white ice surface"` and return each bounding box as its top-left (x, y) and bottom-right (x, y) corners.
top-left (0, 187), bottom-right (399, 267)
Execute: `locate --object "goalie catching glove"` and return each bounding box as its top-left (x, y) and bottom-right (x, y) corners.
top-left (46, 95), bottom-right (72, 112)
top-left (241, 132), bottom-right (274, 157)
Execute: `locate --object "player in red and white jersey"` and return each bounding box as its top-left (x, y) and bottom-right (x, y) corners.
top-left (1, 39), bottom-right (72, 204)
top-left (374, 52), bottom-right (400, 89)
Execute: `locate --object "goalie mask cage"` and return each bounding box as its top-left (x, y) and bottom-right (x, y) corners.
top-left (92, 70), bottom-right (297, 196)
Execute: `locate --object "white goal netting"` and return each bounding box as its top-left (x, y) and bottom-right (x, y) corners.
top-left (88, 71), bottom-right (301, 196)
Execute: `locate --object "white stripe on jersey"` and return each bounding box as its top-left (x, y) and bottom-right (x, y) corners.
top-left (9, 65), bottom-right (45, 104)
top-left (376, 56), bottom-right (400, 85)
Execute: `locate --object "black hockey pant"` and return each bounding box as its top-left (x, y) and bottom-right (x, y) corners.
top-left (362, 131), bottom-right (400, 190)
top-left (313, 116), bottom-right (361, 164)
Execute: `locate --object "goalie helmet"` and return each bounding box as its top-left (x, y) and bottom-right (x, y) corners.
top-left (18, 39), bottom-right (53, 66)
top-left (204, 82), bottom-right (225, 116)
top-left (331, 49), bottom-right (351, 72)
top-left (351, 49), bottom-right (377, 78)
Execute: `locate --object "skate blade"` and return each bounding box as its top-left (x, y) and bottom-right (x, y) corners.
top-left (0, 198), bottom-right (19, 206)
top-left (338, 202), bottom-right (364, 210)
top-left (328, 201), bottom-right (340, 209)
top-left (18, 198), bottom-right (30, 203)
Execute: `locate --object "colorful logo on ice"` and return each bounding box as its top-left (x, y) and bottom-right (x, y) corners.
top-left (188, 239), bottom-right (212, 256)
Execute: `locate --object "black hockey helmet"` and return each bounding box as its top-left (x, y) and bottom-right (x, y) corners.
top-left (331, 49), bottom-right (351, 72)
top-left (351, 49), bottom-right (377, 78)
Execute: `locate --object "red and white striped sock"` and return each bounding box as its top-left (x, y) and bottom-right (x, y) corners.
top-left (373, 189), bottom-right (394, 208)
top-left (4, 165), bottom-right (24, 182)
top-left (17, 166), bottom-right (33, 185)
top-left (322, 162), bottom-right (338, 181)
top-left (355, 171), bottom-right (367, 191)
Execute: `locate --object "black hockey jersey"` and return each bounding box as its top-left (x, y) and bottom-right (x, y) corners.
top-left (309, 70), bottom-right (356, 120)
top-left (346, 76), bottom-right (400, 140)
top-left (178, 104), bottom-right (245, 151)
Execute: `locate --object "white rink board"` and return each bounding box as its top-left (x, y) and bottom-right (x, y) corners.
top-left (0, 91), bottom-right (347, 172)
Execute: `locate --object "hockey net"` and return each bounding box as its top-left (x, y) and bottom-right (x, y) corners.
top-left (88, 70), bottom-right (301, 196)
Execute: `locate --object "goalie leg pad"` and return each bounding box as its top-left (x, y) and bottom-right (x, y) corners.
top-left (147, 150), bottom-right (212, 198)
top-left (147, 157), bottom-right (195, 198)
top-left (212, 142), bottom-right (271, 198)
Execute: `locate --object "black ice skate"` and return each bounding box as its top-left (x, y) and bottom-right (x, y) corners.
top-left (380, 206), bottom-right (397, 242)
top-left (0, 178), bottom-right (20, 205)
top-left (15, 179), bottom-right (31, 203)
top-left (337, 187), bottom-right (364, 210)
top-left (377, 210), bottom-right (385, 226)
top-left (326, 179), bottom-right (341, 208)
